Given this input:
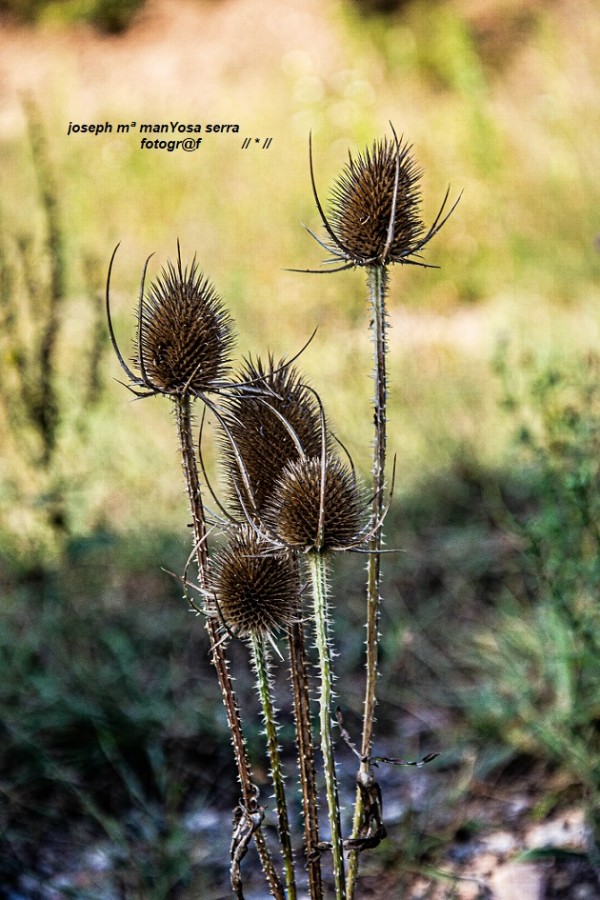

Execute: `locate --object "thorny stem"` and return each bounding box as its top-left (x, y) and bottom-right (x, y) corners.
top-left (250, 634), bottom-right (297, 900)
top-left (174, 395), bottom-right (284, 900)
top-left (347, 264), bottom-right (388, 897)
top-left (308, 552), bottom-right (346, 899)
top-left (288, 621), bottom-right (324, 900)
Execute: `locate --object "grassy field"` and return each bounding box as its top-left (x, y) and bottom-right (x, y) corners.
top-left (2, 0), bottom-right (600, 896)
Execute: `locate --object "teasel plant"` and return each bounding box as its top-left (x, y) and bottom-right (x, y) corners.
top-left (216, 356), bottom-right (326, 900)
top-left (207, 525), bottom-right (301, 900)
top-left (295, 124), bottom-right (460, 896)
top-left (105, 244), bottom-right (284, 900)
top-left (221, 377), bottom-right (384, 900)
top-left (102, 126), bottom-right (456, 899)
top-left (260, 427), bottom-right (386, 900)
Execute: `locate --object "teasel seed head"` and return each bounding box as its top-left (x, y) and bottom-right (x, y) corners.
top-left (208, 525), bottom-right (301, 638)
top-left (106, 243), bottom-right (235, 400)
top-left (222, 356), bottom-right (325, 516)
top-left (297, 125), bottom-right (460, 273)
top-left (138, 253), bottom-right (234, 396)
top-left (329, 136), bottom-right (423, 265)
top-left (263, 455), bottom-right (368, 554)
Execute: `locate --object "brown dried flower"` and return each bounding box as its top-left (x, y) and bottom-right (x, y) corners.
top-left (263, 455), bottom-right (368, 554)
top-left (221, 356), bottom-right (324, 516)
top-left (300, 125), bottom-right (459, 272)
top-left (208, 526), bottom-right (300, 637)
top-left (106, 242), bottom-right (234, 400)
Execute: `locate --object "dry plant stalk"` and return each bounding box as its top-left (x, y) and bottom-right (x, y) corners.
top-left (0, 101), bottom-right (109, 545)
top-left (209, 526), bottom-right (300, 900)
top-left (0, 98), bottom-right (66, 469)
top-left (287, 619), bottom-right (323, 900)
top-left (298, 125), bottom-right (458, 896)
top-left (106, 245), bottom-right (284, 900)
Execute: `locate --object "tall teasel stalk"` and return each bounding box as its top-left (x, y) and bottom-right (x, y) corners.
top-left (262, 447), bottom-right (372, 900)
top-left (287, 618), bottom-right (323, 900)
top-left (105, 245), bottom-right (284, 900)
top-left (221, 361), bottom-right (371, 898)
top-left (309, 551), bottom-right (343, 897)
top-left (220, 357), bottom-right (327, 892)
top-left (297, 125), bottom-right (459, 896)
top-left (209, 526), bottom-right (301, 900)
top-left (251, 634), bottom-right (296, 900)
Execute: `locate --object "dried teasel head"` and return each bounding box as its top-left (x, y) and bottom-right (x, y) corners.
top-left (138, 253), bottom-right (234, 395)
top-left (208, 525), bottom-right (301, 638)
top-left (298, 124), bottom-right (459, 272)
top-left (106, 242), bottom-right (235, 400)
top-left (263, 454), bottom-right (368, 554)
top-left (221, 356), bottom-right (325, 516)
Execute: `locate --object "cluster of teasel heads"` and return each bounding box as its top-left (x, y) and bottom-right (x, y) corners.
top-left (107, 125), bottom-right (457, 900)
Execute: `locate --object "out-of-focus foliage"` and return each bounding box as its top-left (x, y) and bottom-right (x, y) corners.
top-left (466, 349), bottom-right (600, 840)
top-left (0, 0), bottom-right (144, 32)
top-left (0, 530), bottom-right (234, 897)
top-left (0, 101), bottom-right (107, 563)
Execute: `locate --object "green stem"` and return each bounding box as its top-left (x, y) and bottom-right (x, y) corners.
top-left (251, 634), bottom-right (297, 900)
top-left (347, 264), bottom-right (388, 897)
top-left (288, 621), bottom-right (323, 900)
top-left (308, 552), bottom-right (346, 899)
top-left (175, 395), bottom-right (284, 900)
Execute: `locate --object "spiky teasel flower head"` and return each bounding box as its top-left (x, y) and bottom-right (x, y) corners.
top-left (299, 124), bottom-right (459, 272)
top-left (221, 355), bottom-right (325, 516)
top-left (138, 255), bottom-right (234, 395)
top-left (208, 525), bottom-right (301, 638)
top-left (263, 454), bottom-right (369, 555)
top-left (106, 242), bottom-right (235, 400)
top-left (329, 136), bottom-right (422, 265)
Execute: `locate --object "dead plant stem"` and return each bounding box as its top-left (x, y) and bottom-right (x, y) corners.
top-left (347, 264), bottom-right (388, 897)
top-left (174, 394), bottom-right (284, 900)
top-left (251, 633), bottom-right (297, 900)
top-left (288, 620), bottom-right (323, 900)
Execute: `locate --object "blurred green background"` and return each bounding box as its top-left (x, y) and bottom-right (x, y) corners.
top-left (1, 0), bottom-right (600, 896)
